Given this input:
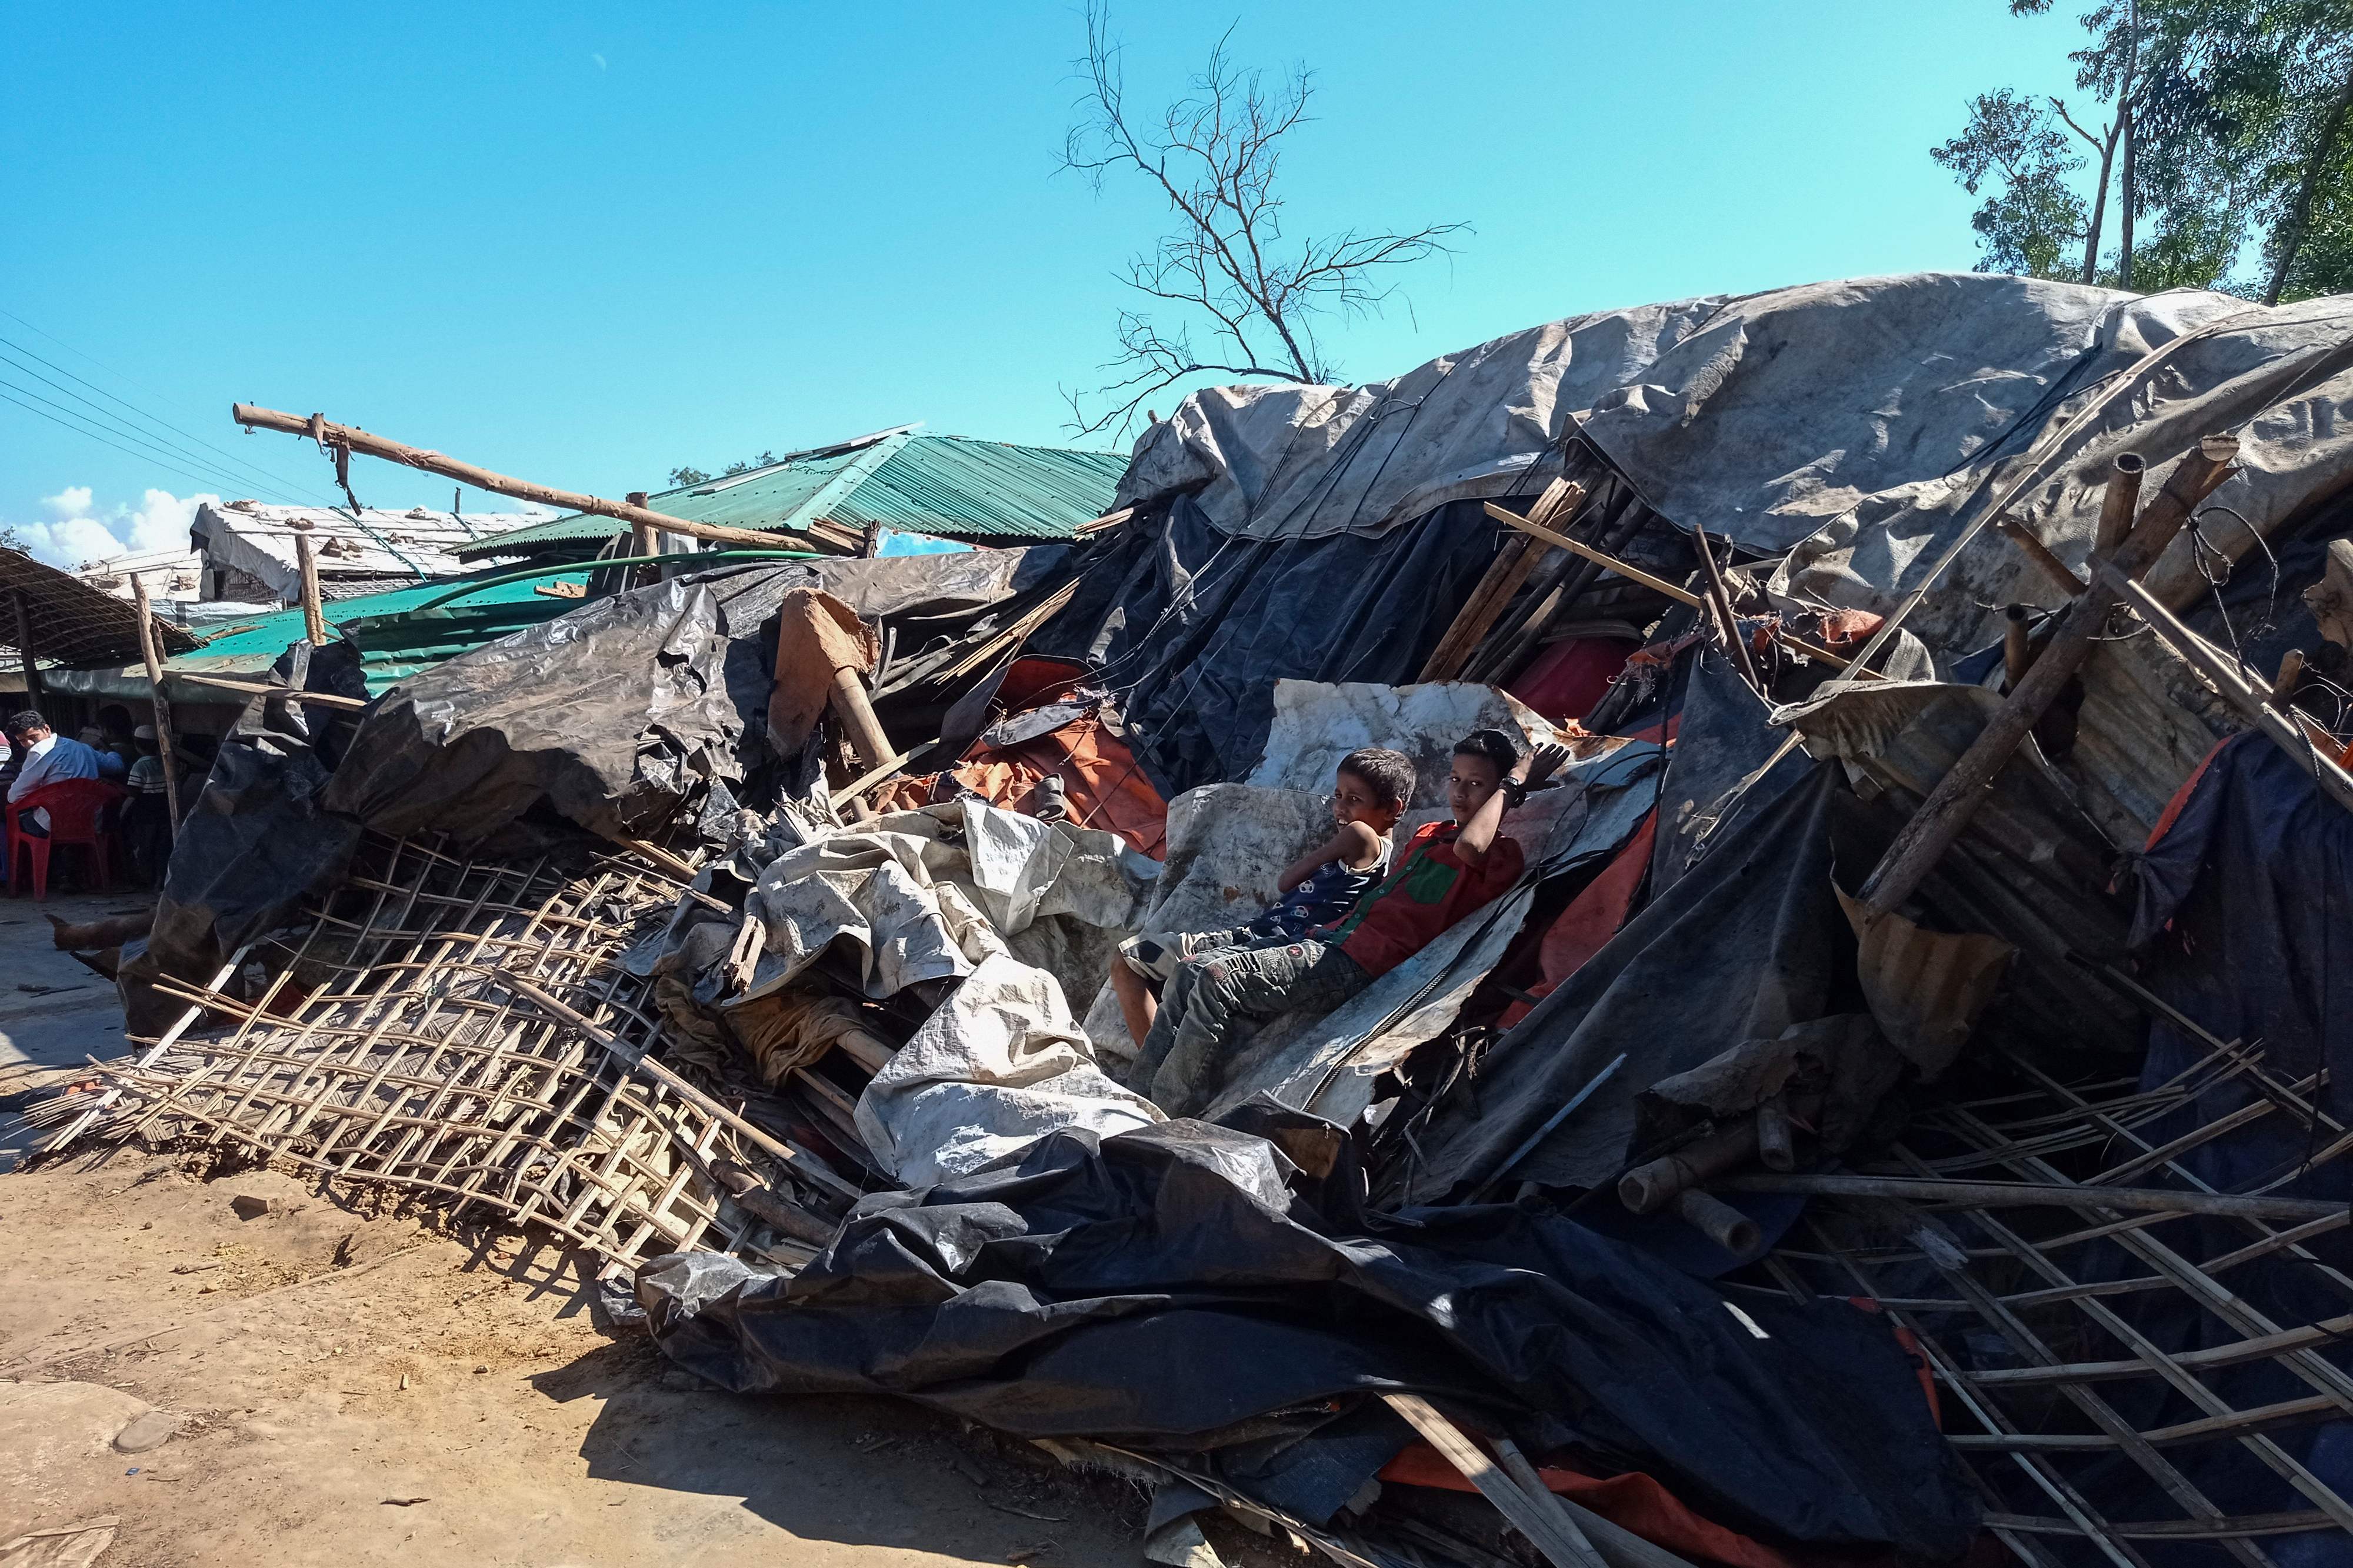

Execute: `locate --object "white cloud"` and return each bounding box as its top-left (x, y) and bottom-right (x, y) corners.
top-left (6, 486), bottom-right (217, 569)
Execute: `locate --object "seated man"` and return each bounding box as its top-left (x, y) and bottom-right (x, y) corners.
top-left (76, 725), bottom-right (129, 780)
top-left (1131, 729), bottom-right (1568, 1116)
top-left (5, 709), bottom-right (104, 836)
top-left (1111, 746), bottom-right (1415, 1047)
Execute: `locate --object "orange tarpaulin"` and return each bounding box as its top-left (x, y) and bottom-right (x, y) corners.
top-left (1377, 1444), bottom-right (1808, 1568)
top-left (1495, 810), bottom-right (1658, 1030)
top-left (872, 657), bottom-right (1168, 859)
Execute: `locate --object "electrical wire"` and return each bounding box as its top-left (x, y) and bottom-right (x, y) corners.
top-left (0, 379), bottom-right (272, 498)
top-left (0, 342), bottom-right (323, 505)
top-left (0, 387), bottom-right (251, 501)
top-left (0, 367), bottom-right (269, 499)
top-left (0, 309), bottom-right (343, 505)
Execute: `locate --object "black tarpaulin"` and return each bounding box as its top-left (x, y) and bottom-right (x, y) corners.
top-left (118, 640), bottom-right (370, 1033)
top-left (638, 1118), bottom-right (1978, 1559)
top-left (1033, 496), bottom-right (1499, 798)
top-left (1410, 766), bottom-right (1864, 1200)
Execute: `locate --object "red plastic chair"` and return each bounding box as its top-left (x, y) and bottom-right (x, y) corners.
top-left (5, 778), bottom-right (131, 900)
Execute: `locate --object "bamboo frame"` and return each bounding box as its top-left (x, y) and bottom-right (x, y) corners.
top-left (30, 834), bottom-right (835, 1271)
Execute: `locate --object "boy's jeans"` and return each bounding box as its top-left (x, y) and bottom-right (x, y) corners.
top-left (1129, 938), bottom-right (1371, 1117)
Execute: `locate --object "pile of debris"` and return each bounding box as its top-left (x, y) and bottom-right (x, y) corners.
top-left (22, 270), bottom-right (2353, 1567)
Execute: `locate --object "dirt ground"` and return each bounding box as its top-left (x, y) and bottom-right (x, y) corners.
top-left (0, 1143), bottom-right (1287, 1567)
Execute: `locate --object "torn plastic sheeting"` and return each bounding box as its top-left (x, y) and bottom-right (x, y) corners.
top-left (1204, 742), bottom-right (1668, 1125)
top-left (1242, 679), bottom-right (1558, 809)
top-left (636, 1119), bottom-right (1980, 1560)
top-left (1029, 495), bottom-right (1500, 799)
top-left (1407, 768), bottom-right (1864, 1200)
top-left (855, 949), bottom-right (1162, 1187)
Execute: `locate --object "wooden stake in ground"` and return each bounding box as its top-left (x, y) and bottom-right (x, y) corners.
top-left (232, 404), bottom-right (808, 552)
top-left (11, 588), bottom-right (44, 707)
top-left (292, 516), bottom-right (328, 647)
top-left (128, 575), bottom-right (182, 838)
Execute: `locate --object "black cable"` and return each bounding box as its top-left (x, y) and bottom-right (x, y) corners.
top-left (0, 385), bottom-right (263, 500)
top-left (0, 311), bottom-right (341, 505)
top-left (0, 369), bottom-right (265, 499)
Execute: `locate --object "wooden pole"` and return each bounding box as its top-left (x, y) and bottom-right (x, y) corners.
top-left (1858, 435), bottom-right (2240, 919)
top-left (232, 403), bottom-right (799, 552)
top-left (9, 589), bottom-right (42, 707)
top-left (1418, 480), bottom-right (1585, 682)
top-left (1480, 502), bottom-right (1885, 679)
top-left (828, 668), bottom-right (896, 772)
top-left (128, 575), bottom-right (182, 838)
top-left (2002, 605), bottom-right (2035, 689)
top-left (1690, 520), bottom-right (1764, 692)
top-left (291, 516), bottom-right (328, 646)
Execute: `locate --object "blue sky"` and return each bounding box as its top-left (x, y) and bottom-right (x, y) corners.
top-left (1, 2), bottom-right (2098, 563)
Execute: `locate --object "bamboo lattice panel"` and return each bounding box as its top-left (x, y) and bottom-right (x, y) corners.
top-left (1769, 1036), bottom-right (2353, 1568)
top-left (66, 836), bottom-right (796, 1269)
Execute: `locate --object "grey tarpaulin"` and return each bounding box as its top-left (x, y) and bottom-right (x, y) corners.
top-left (637, 1119), bottom-right (1979, 1560)
top-left (1118, 273), bottom-right (2262, 555)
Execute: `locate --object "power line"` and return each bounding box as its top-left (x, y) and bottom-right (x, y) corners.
top-left (0, 355), bottom-right (284, 499)
top-left (0, 308), bottom-right (344, 506)
top-left (0, 373), bottom-right (266, 499)
top-left (0, 387), bottom-right (244, 503)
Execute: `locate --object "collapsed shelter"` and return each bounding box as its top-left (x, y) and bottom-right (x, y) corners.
top-left (19, 269), bottom-right (2353, 1568)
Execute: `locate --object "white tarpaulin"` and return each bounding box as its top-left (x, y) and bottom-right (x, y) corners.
top-left (856, 950), bottom-right (1162, 1187)
top-left (707, 798), bottom-right (1163, 1185)
top-left (1244, 679), bottom-right (1557, 809)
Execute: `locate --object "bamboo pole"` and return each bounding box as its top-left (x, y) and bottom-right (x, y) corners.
top-left (291, 516), bottom-right (328, 646)
top-left (2095, 453), bottom-right (2147, 555)
top-left (1479, 503), bottom-right (1885, 679)
top-left (231, 404), bottom-right (797, 551)
top-left (828, 668), bottom-right (896, 772)
top-left (128, 575), bottom-right (182, 838)
top-left (1690, 519), bottom-right (1762, 692)
top-left (1381, 1394), bottom-right (1609, 1568)
top-left (11, 589), bottom-right (44, 706)
top-left (1721, 1172), bottom-right (2352, 1223)
top-left (1857, 436), bottom-right (2241, 919)
top-left (1418, 479), bottom-right (1585, 682)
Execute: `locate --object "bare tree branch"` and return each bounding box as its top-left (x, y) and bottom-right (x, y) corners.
top-left (1058, 4), bottom-right (1469, 438)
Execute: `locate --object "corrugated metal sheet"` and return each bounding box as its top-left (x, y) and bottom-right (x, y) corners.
top-left (196, 502), bottom-right (544, 593)
top-left (39, 569), bottom-right (591, 701)
top-left (463, 430), bottom-right (1124, 559)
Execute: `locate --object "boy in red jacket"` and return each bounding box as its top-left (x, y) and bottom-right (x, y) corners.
top-left (1130, 729), bottom-right (1567, 1116)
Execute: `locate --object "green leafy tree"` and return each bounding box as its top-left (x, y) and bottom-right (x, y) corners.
top-left (667, 451), bottom-right (779, 489)
top-left (1941, 0), bottom-right (2353, 300)
top-left (1934, 89), bottom-right (2092, 278)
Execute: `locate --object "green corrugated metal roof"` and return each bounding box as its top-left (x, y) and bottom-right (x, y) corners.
top-left (42, 568), bottom-right (592, 701)
top-left (462, 428), bottom-right (1125, 559)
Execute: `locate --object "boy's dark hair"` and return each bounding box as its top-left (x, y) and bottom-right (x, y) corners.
top-left (6, 709), bottom-right (45, 739)
top-left (1452, 728), bottom-right (1521, 774)
top-left (1336, 747), bottom-right (1414, 809)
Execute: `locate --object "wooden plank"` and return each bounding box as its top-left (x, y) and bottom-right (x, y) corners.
top-left (1381, 1393), bottom-right (1609, 1568)
top-left (128, 574), bottom-right (182, 838)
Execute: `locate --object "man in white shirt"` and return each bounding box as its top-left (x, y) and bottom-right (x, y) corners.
top-left (5, 710), bottom-right (103, 834)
